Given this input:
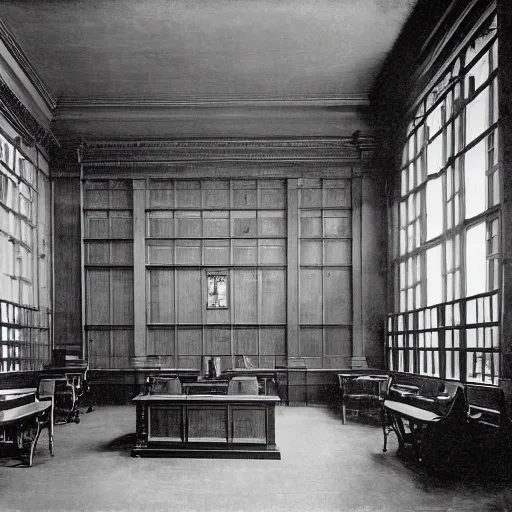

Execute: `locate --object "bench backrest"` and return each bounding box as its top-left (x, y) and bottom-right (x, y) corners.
top-left (465, 384), bottom-right (509, 428)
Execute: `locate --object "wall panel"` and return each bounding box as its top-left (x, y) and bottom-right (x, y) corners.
top-left (80, 174), bottom-right (357, 371)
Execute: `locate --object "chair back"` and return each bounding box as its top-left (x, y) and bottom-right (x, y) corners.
top-left (151, 377), bottom-right (182, 395)
top-left (38, 379), bottom-right (56, 399)
top-left (228, 376), bottom-right (259, 395)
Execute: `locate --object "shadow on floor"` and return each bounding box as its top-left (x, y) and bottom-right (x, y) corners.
top-left (104, 433), bottom-right (137, 452)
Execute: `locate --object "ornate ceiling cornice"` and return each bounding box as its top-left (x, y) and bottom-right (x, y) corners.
top-left (78, 138), bottom-right (375, 165)
top-left (0, 75), bottom-right (59, 153)
top-left (0, 18), bottom-right (57, 111)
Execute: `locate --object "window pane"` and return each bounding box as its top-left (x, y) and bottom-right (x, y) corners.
top-left (466, 87), bottom-right (490, 145)
top-left (426, 245), bottom-right (442, 306)
top-left (464, 140), bottom-right (486, 219)
top-left (427, 135), bottom-right (443, 176)
top-left (426, 178), bottom-right (443, 240)
top-left (466, 222), bottom-right (486, 296)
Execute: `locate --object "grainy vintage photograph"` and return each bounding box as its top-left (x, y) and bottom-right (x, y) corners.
top-left (0, 0), bottom-right (510, 511)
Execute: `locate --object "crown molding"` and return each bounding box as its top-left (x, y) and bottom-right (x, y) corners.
top-left (58, 137), bottom-right (377, 166)
top-left (56, 94), bottom-right (370, 110)
top-left (0, 18), bottom-right (57, 111)
top-left (0, 75), bottom-right (59, 153)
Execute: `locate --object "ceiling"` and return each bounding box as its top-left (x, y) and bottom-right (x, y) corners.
top-left (0, 0), bottom-right (417, 139)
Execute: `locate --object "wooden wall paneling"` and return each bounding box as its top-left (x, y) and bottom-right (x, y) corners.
top-left (260, 269), bottom-right (286, 324)
top-left (259, 239), bottom-right (285, 265)
top-left (324, 210), bottom-right (351, 238)
top-left (205, 326), bottom-right (231, 355)
top-left (299, 268), bottom-right (322, 325)
top-left (176, 211), bottom-right (201, 238)
top-left (324, 239), bottom-right (351, 265)
top-left (287, 179), bottom-right (299, 358)
top-left (176, 270), bottom-right (202, 323)
top-left (53, 178), bottom-right (82, 349)
top-left (148, 179), bottom-right (174, 208)
top-left (203, 211), bottom-right (230, 238)
top-left (233, 269), bottom-right (258, 324)
top-left (324, 268), bottom-right (351, 325)
top-left (84, 180), bottom-right (109, 209)
top-left (110, 241), bottom-right (133, 264)
top-left (203, 180), bottom-right (230, 208)
top-left (86, 269), bottom-right (110, 325)
top-left (147, 211), bottom-right (174, 238)
top-left (352, 171), bottom-right (363, 363)
top-left (148, 270), bottom-right (175, 323)
top-left (146, 240), bottom-right (174, 264)
top-left (110, 211), bottom-right (133, 239)
top-left (133, 180), bottom-right (146, 360)
top-left (323, 179), bottom-right (351, 208)
top-left (87, 329), bottom-right (111, 369)
top-left (110, 180), bottom-right (133, 209)
top-left (361, 173), bottom-right (387, 368)
top-left (233, 239), bottom-right (257, 265)
top-left (299, 327), bottom-right (322, 357)
top-left (204, 239), bottom-right (230, 265)
top-left (232, 210), bottom-right (257, 237)
top-left (173, 268), bottom-right (178, 366)
top-left (300, 240), bottom-right (322, 265)
top-left (258, 179), bottom-right (286, 209)
top-left (300, 210), bottom-right (322, 237)
top-left (176, 180), bottom-right (201, 207)
top-left (176, 240), bottom-right (201, 265)
top-left (111, 328), bottom-right (134, 368)
top-left (177, 327), bottom-right (202, 355)
top-left (299, 178), bottom-right (322, 208)
top-left (258, 210), bottom-right (286, 237)
top-left (232, 180), bottom-right (257, 209)
top-left (147, 327), bottom-right (175, 357)
top-left (234, 327), bottom-right (258, 355)
top-left (84, 211), bottom-right (109, 238)
top-left (85, 241), bottom-right (110, 265)
top-left (111, 269), bottom-right (134, 325)
top-left (260, 327), bottom-right (286, 356)
top-left (324, 326), bottom-right (351, 358)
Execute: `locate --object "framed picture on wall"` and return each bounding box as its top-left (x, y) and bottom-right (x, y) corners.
top-left (206, 271), bottom-right (228, 309)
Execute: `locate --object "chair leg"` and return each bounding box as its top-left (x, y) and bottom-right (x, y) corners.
top-left (342, 403), bottom-right (346, 425)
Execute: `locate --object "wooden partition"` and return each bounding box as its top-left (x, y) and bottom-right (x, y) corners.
top-left (51, 140), bottom-right (387, 376)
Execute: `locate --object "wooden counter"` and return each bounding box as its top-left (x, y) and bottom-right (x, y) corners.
top-left (131, 394), bottom-right (281, 459)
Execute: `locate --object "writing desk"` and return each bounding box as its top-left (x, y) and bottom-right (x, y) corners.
top-left (132, 393), bottom-right (280, 459)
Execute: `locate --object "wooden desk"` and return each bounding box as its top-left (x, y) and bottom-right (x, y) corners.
top-left (0, 401), bottom-right (53, 467)
top-left (132, 394), bottom-right (281, 459)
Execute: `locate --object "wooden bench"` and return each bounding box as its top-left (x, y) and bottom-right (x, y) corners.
top-left (382, 375), bottom-right (467, 463)
top-left (0, 400), bottom-right (54, 467)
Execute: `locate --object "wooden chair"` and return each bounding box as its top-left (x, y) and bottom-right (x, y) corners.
top-left (228, 376), bottom-right (259, 395)
top-left (150, 377), bottom-right (182, 395)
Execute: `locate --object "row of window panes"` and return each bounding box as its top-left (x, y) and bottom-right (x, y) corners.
top-left (401, 127), bottom-right (497, 250)
top-left (0, 170), bottom-right (35, 222)
top-left (389, 291), bottom-right (498, 332)
top-left (388, 346), bottom-right (498, 384)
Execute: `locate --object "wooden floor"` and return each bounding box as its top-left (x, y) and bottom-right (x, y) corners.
top-left (0, 405), bottom-right (508, 512)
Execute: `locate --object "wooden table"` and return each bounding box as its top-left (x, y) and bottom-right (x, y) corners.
top-left (0, 401), bottom-right (53, 467)
top-left (0, 388), bottom-right (37, 396)
top-left (132, 394), bottom-right (281, 459)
